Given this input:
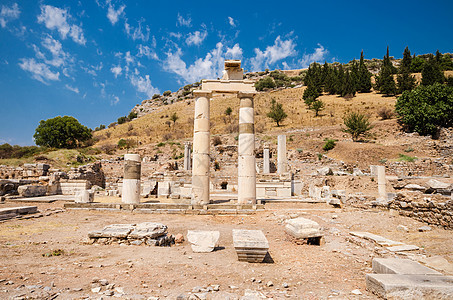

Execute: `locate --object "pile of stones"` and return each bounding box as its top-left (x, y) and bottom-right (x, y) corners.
top-left (88, 222), bottom-right (174, 246)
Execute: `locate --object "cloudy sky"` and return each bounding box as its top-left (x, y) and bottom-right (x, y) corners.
top-left (1, 0), bottom-right (452, 145)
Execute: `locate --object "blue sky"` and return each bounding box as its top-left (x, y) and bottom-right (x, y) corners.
top-left (0, 0), bottom-right (452, 146)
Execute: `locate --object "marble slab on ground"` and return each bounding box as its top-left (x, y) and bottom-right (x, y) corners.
top-left (285, 217), bottom-right (322, 239)
top-left (233, 229), bottom-right (269, 263)
top-left (88, 224), bottom-right (135, 238)
top-left (10, 195), bottom-right (75, 203)
top-left (0, 206), bottom-right (38, 220)
top-left (129, 223), bottom-right (167, 239)
top-left (350, 231), bottom-right (419, 251)
top-left (366, 274), bottom-right (453, 299)
top-left (187, 230), bottom-right (220, 252)
top-left (372, 258), bottom-right (442, 275)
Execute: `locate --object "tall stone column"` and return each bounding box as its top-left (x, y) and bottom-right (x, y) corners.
top-left (192, 91), bottom-right (212, 205)
top-left (263, 144), bottom-right (270, 174)
top-left (377, 165), bottom-right (386, 201)
top-left (184, 142), bottom-right (191, 171)
top-left (238, 91), bottom-right (257, 204)
top-left (277, 135), bottom-right (287, 174)
top-left (122, 153), bottom-right (141, 204)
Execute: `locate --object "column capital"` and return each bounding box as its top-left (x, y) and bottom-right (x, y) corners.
top-left (238, 91), bottom-right (256, 99)
top-left (193, 90), bottom-right (212, 98)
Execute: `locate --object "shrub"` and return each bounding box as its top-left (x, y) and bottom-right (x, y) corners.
top-left (163, 90), bottom-right (172, 96)
top-left (398, 154), bottom-right (417, 162)
top-left (34, 116), bottom-right (92, 148)
top-left (377, 107), bottom-right (395, 120)
top-left (117, 138), bottom-right (136, 149)
top-left (128, 111), bottom-right (138, 120)
top-left (266, 98), bottom-right (287, 127)
top-left (343, 112), bottom-right (374, 141)
top-left (322, 138), bottom-right (336, 151)
top-left (94, 124), bottom-right (106, 131)
top-left (309, 100), bottom-right (325, 117)
top-left (255, 77), bottom-right (275, 91)
top-left (152, 94), bottom-right (160, 99)
top-left (0, 144), bottom-right (46, 159)
top-left (117, 116), bottom-right (127, 124)
top-left (117, 139), bottom-right (127, 149)
top-left (395, 83), bottom-right (453, 136)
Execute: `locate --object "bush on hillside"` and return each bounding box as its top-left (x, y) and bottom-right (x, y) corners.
top-left (322, 138), bottom-right (336, 151)
top-left (0, 144), bottom-right (46, 159)
top-left (395, 83), bottom-right (453, 136)
top-left (255, 77), bottom-right (276, 91)
top-left (377, 107), bottom-right (395, 120)
top-left (34, 116), bottom-right (92, 148)
top-left (343, 112), bottom-right (374, 141)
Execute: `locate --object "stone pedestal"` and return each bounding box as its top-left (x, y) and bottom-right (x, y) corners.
top-left (263, 144), bottom-right (270, 174)
top-left (238, 92), bottom-right (256, 204)
top-left (122, 153), bottom-right (141, 204)
top-left (377, 166), bottom-right (386, 200)
top-left (192, 91), bottom-right (212, 205)
top-left (277, 135), bottom-right (287, 174)
top-left (184, 142), bottom-right (191, 171)
top-left (75, 190), bottom-right (94, 203)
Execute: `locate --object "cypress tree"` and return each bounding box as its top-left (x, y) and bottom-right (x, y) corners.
top-left (342, 70), bottom-right (356, 98)
top-left (376, 65), bottom-right (397, 96)
top-left (324, 66), bottom-right (338, 94)
top-left (397, 46), bottom-right (416, 93)
top-left (336, 65), bottom-right (345, 95)
top-left (421, 55), bottom-right (444, 85)
top-left (350, 59), bottom-right (359, 91)
top-left (383, 46), bottom-right (397, 74)
top-left (358, 50), bottom-right (372, 93)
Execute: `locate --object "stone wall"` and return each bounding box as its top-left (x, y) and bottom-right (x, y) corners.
top-left (389, 193), bottom-right (453, 229)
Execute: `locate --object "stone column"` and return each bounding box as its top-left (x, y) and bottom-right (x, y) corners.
top-left (184, 142), bottom-right (191, 171)
top-left (263, 144), bottom-right (270, 174)
top-left (238, 91), bottom-right (257, 204)
top-left (192, 91), bottom-right (212, 205)
top-left (122, 153), bottom-right (141, 204)
top-left (277, 135), bottom-right (287, 174)
top-left (377, 165), bottom-right (386, 201)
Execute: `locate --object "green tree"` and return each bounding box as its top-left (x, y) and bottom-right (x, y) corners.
top-left (163, 90), bottom-right (172, 96)
top-left (309, 100), bottom-right (325, 117)
top-left (376, 64), bottom-right (397, 96)
top-left (255, 76), bottom-right (276, 91)
top-left (128, 111), bottom-right (138, 120)
top-left (350, 59), bottom-right (359, 91)
top-left (267, 98), bottom-right (287, 127)
top-left (34, 116), bottom-right (92, 148)
top-left (395, 83), bottom-right (453, 136)
top-left (324, 66), bottom-right (338, 94)
top-left (117, 116), bottom-right (127, 124)
top-left (342, 70), bottom-right (356, 98)
top-left (343, 112), bottom-right (374, 142)
top-left (358, 50), bottom-right (372, 93)
top-left (440, 54), bottom-right (453, 71)
top-left (303, 84), bottom-right (320, 106)
top-left (225, 107), bottom-right (232, 116)
top-left (397, 46), bottom-right (416, 93)
top-left (383, 46), bottom-right (397, 74)
top-left (336, 65), bottom-right (345, 95)
top-left (170, 112), bottom-right (179, 126)
top-left (410, 55), bottom-right (425, 73)
top-left (421, 56), bottom-right (444, 86)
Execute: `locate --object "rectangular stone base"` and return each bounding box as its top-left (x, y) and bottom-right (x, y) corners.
top-left (372, 258), bottom-right (441, 275)
top-left (366, 274), bottom-right (453, 299)
top-left (0, 206), bottom-right (38, 220)
top-left (233, 229), bottom-right (269, 263)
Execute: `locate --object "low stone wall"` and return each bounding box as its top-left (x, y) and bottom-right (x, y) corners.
top-left (389, 194), bottom-right (453, 229)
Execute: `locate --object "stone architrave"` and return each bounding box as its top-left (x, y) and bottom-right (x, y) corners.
top-left (122, 153), bottom-right (141, 204)
top-left (238, 91), bottom-right (257, 204)
top-left (277, 135), bottom-right (287, 174)
top-left (263, 144), bottom-right (270, 174)
top-left (187, 230), bottom-right (220, 252)
top-left (376, 166), bottom-right (386, 201)
top-left (184, 142), bottom-right (191, 171)
top-left (233, 229), bottom-right (269, 263)
top-left (192, 90), bottom-right (212, 205)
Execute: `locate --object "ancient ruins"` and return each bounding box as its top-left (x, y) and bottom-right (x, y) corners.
top-left (1, 60), bottom-right (453, 299)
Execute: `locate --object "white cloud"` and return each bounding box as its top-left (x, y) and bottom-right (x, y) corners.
top-left (250, 36), bottom-right (297, 71)
top-left (185, 30), bottom-right (207, 46)
top-left (110, 65), bottom-right (122, 78)
top-left (298, 44), bottom-right (328, 68)
top-left (129, 74), bottom-right (159, 98)
top-left (169, 32), bottom-right (182, 39)
top-left (41, 35), bottom-right (70, 67)
top-left (18, 58), bottom-right (60, 84)
top-left (37, 5), bottom-right (86, 45)
top-left (225, 43), bottom-right (243, 59)
top-left (0, 3), bottom-right (20, 28)
top-left (177, 13), bottom-right (191, 27)
top-left (107, 4), bottom-right (125, 25)
top-left (124, 51), bottom-right (134, 65)
top-left (111, 95), bottom-right (119, 105)
top-left (163, 42), bottom-right (225, 83)
top-left (124, 19), bottom-right (150, 42)
top-left (228, 16), bottom-right (236, 27)
top-left (137, 44), bottom-right (158, 60)
top-left (65, 84), bottom-right (79, 93)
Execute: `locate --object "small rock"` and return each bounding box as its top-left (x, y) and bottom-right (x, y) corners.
top-left (212, 285), bottom-right (220, 291)
top-left (175, 233), bottom-right (184, 243)
top-left (418, 226), bottom-right (432, 232)
top-left (282, 282), bottom-right (289, 288)
top-left (130, 240), bottom-right (143, 246)
top-left (266, 281), bottom-right (273, 287)
top-left (114, 287), bottom-right (124, 294)
top-left (397, 225), bottom-right (409, 232)
top-left (91, 287), bottom-right (101, 293)
top-left (6, 281), bottom-right (14, 285)
top-left (229, 285), bottom-right (238, 289)
top-left (72, 287), bottom-right (83, 291)
top-left (104, 290), bottom-right (114, 296)
top-left (147, 297), bottom-right (159, 300)
top-left (192, 286), bottom-right (202, 293)
top-left (43, 286), bottom-right (51, 292)
top-left (251, 277), bottom-right (256, 282)
top-left (99, 279), bottom-right (109, 286)
top-left (351, 289), bottom-right (362, 295)
top-left (331, 215), bottom-right (338, 219)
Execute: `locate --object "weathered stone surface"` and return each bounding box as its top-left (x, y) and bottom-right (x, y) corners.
top-left (372, 258), bottom-right (441, 275)
top-left (0, 206), bottom-right (38, 220)
top-left (387, 244), bottom-right (420, 252)
top-left (317, 167), bottom-right (333, 176)
top-left (129, 223), bottom-right (167, 239)
top-left (74, 190), bottom-right (94, 203)
top-left (366, 274), bottom-right (453, 299)
top-left (187, 230), bottom-right (220, 252)
top-left (426, 179), bottom-right (452, 195)
top-left (404, 184), bottom-right (426, 191)
top-left (17, 185), bottom-right (47, 197)
top-left (233, 229), bottom-right (269, 263)
top-left (285, 217), bottom-right (322, 239)
top-left (350, 231), bottom-right (404, 247)
top-left (88, 224), bottom-right (134, 238)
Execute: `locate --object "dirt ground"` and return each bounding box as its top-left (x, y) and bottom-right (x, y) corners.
top-left (1, 200), bottom-right (452, 299)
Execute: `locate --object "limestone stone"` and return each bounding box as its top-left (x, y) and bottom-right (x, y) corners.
top-left (376, 166), bottom-right (386, 200)
top-left (366, 274), bottom-right (453, 299)
top-left (128, 223), bottom-right (167, 239)
top-left (277, 135), bottom-right (287, 174)
top-left (17, 185), bottom-right (47, 197)
top-left (122, 153), bottom-right (141, 204)
top-left (186, 230), bottom-right (220, 252)
top-left (184, 142), bottom-right (191, 171)
top-left (372, 258), bottom-right (441, 275)
top-left (317, 167), bottom-right (333, 176)
top-left (405, 184), bottom-right (427, 191)
top-left (74, 190), bottom-right (94, 203)
top-left (88, 224), bottom-right (135, 239)
top-left (233, 229), bottom-right (269, 263)
top-left (387, 244), bottom-right (420, 252)
top-left (285, 217), bottom-right (322, 239)
top-left (263, 145), bottom-right (270, 174)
